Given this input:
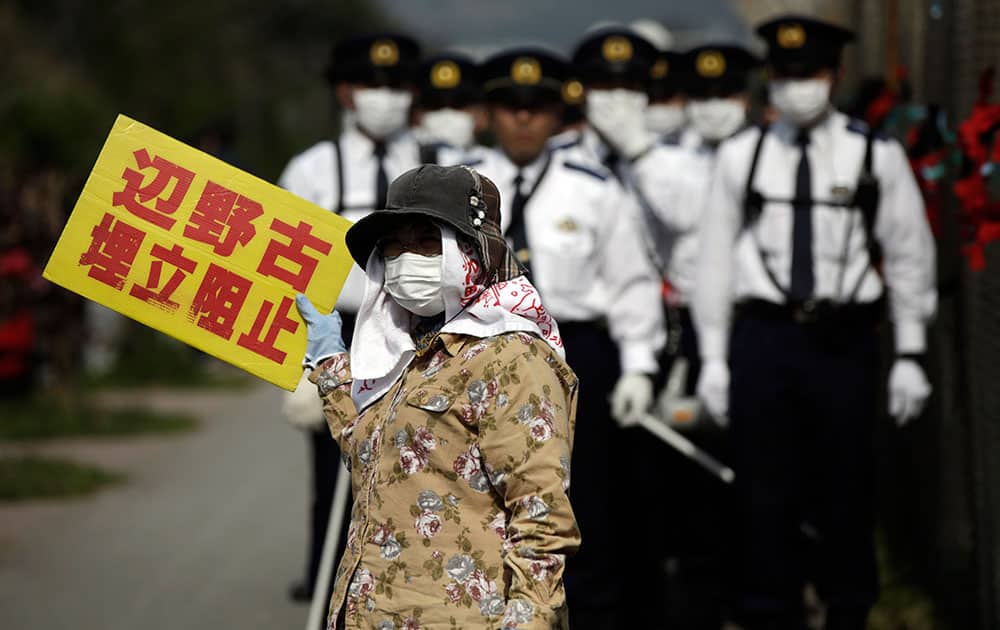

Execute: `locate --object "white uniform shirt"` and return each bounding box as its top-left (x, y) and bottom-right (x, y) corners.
top-left (466, 143), bottom-right (666, 374)
top-left (692, 110), bottom-right (937, 361)
top-left (631, 128), bottom-right (717, 304)
top-left (277, 123), bottom-right (420, 312)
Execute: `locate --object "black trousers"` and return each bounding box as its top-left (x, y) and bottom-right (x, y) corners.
top-left (560, 320), bottom-right (621, 630)
top-left (620, 306), bottom-right (733, 630)
top-left (729, 309), bottom-right (880, 629)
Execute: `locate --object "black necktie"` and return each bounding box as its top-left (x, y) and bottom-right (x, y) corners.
top-left (790, 131), bottom-right (814, 301)
top-left (508, 172), bottom-right (531, 274)
top-left (374, 142), bottom-right (388, 209)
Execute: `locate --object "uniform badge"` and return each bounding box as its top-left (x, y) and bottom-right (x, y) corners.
top-left (562, 79), bottom-right (584, 105)
top-left (431, 60), bottom-right (461, 89)
top-left (370, 39), bottom-right (400, 66)
top-left (777, 23), bottom-right (806, 48)
top-left (556, 218), bottom-right (579, 232)
top-left (511, 57), bottom-right (542, 85)
top-left (831, 184), bottom-right (852, 203)
top-left (602, 36), bottom-right (633, 63)
top-left (696, 50), bottom-right (726, 78)
top-left (650, 58), bottom-right (669, 79)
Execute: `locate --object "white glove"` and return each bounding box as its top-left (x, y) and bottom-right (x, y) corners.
top-left (281, 369), bottom-right (326, 430)
top-left (888, 358), bottom-right (931, 427)
top-left (610, 371), bottom-right (653, 427)
top-left (696, 359), bottom-right (730, 427)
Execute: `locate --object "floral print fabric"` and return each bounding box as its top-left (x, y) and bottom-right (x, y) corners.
top-left (312, 331), bottom-right (580, 629)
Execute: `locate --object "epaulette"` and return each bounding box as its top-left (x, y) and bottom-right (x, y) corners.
top-left (562, 160), bottom-right (608, 181)
top-left (659, 131), bottom-right (682, 147)
top-left (549, 136), bottom-right (582, 152)
top-left (846, 117), bottom-right (887, 140)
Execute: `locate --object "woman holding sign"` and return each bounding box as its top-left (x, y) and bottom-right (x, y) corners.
top-left (295, 165), bottom-right (579, 630)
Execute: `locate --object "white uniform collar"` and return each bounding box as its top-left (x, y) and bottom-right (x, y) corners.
top-left (514, 150), bottom-right (549, 191)
top-left (772, 107), bottom-right (840, 145)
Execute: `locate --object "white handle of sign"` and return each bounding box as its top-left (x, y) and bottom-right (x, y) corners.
top-left (639, 414), bottom-right (735, 484)
top-left (306, 463), bottom-right (350, 630)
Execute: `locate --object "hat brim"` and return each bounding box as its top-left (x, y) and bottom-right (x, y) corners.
top-left (345, 206), bottom-right (481, 269)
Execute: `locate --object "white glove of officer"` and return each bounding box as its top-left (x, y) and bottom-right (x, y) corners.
top-left (888, 358), bottom-right (931, 427)
top-left (281, 369), bottom-right (326, 430)
top-left (696, 359), bottom-right (730, 427)
top-left (610, 371), bottom-right (653, 427)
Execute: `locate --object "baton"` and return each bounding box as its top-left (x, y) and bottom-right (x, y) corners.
top-left (306, 463), bottom-right (351, 630)
top-left (638, 414), bottom-right (735, 484)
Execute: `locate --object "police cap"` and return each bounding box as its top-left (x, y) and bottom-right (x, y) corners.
top-left (571, 27), bottom-right (659, 86)
top-left (481, 48), bottom-right (568, 108)
top-left (647, 50), bottom-right (687, 100)
top-left (325, 33), bottom-right (421, 86)
top-left (756, 15), bottom-right (854, 77)
top-left (418, 53), bottom-right (482, 109)
top-left (683, 44), bottom-right (761, 99)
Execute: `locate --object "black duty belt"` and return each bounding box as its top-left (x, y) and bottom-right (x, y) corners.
top-left (736, 298), bottom-right (884, 326)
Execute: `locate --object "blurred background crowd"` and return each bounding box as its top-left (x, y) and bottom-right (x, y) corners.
top-left (4, 1), bottom-right (1000, 629)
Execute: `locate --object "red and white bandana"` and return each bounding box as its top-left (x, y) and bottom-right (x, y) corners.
top-left (350, 226), bottom-right (563, 411)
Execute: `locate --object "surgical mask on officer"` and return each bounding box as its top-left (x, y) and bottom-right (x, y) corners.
top-left (383, 253), bottom-right (445, 316)
top-left (586, 88), bottom-right (649, 141)
top-left (353, 87), bottom-right (413, 139)
top-left (769, 78), bottom-right (832, 127)
top-left (420, 108), bottom-right (476, 149)
top-left (686, 98), bottom-right (747, 142)
top-left (643, 103), bottom-right (686, 135)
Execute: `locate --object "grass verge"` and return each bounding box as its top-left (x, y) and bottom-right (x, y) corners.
top-left (0, 399), bottom-right (197, 441)
top-left (0, 455), bottom-right (123, 500)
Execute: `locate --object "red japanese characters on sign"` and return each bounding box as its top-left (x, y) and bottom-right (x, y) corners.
top-left (257, 218), bottom-right (333, 292)
top-left (46, 115), bottom-right (353, 391)
top-left (112, 149), bottom-right (195, 230)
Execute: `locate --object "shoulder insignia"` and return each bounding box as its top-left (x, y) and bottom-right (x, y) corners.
top-left (562, 160), bottom-right (608, 181)
top-left (549, 136), bottom-right (581, 152)
top-left (846, 117), bottom-right (888, 140)
top-left (659, 132), bottom-right (682, 147)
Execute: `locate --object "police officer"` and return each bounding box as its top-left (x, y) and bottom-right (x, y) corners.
top-left (693, 16), bottom-right (935, 629)
top-left (412, 52), bottom-right (485, 163)
top-left (622, 42), bottom-right (760, 629)
top-left (631, 19), bottom-right (690, 141)
top-left (469, 47), bottom-right (665, 629)
top-left (277, 32), bottom-right (422, 605)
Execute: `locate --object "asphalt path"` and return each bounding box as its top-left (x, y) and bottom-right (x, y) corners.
top-left (0, 382), bottom-right (313, 630)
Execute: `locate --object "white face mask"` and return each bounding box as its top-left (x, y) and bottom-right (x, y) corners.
top-left (420, 108), bottom-right (476, 149)
top-left (685, 98), bottom-right (747, 142)
top-left (383, 252), bottom-right (444, 317)
top-left (769, 78), bottom-right (832, 127)
top-left (643, 103), bottom-right (687, 136)
top-left (586, 88), bottom-right (649, 142)
top-left (353, 87), bottom-right (412, 139)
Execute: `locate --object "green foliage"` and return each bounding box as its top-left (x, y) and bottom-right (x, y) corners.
top-left (1, 0), bottom-right (390, 185)
top-left (0, 396), bottom-right (197, 440)
top-left (0, 455), bottom-right (123, 500)
top-left (85, 323), bottom-right (252, 389)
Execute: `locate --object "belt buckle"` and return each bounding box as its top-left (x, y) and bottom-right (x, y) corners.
top-left (794, 299), bottom-right (818, 324)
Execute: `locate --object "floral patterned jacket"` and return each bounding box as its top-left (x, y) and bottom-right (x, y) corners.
top-left (310, 331), bottom-right (580, 630)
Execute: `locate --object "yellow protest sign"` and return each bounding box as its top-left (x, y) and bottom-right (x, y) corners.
top-left (43, 114), bottom-right (353, 391)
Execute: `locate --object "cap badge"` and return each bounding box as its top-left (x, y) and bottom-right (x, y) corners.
top-left (696, 50), bottom-right (726, 78)
top-left (602, 36), bottom-right (633, 63)
top-left (777, 23), bottom-right (807, 48)
top-left (562, 79), bottom-right (584, 105)
top-left (511, 57), bottom-right (542, 85)
top-left (370, 39), bottom-right (400, 66)
top-left (431, 60), bottom-right (461, 88)
top-left (650, 58), bottom-right (669, 79)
